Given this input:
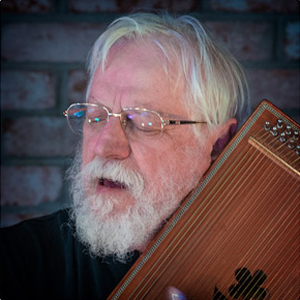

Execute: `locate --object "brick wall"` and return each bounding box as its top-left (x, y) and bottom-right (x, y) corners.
top-left (1, 0), bottom-right (299, 227)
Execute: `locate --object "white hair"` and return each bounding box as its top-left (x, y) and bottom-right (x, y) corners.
top-left (86, 12), bottom-right (250, 133)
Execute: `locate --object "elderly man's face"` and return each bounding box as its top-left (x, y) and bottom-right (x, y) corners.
top-left (71, 41), bottom-right (236, 257)
top-left (81, 42), bottom-right (215, 217)
top-left (70, 41), bottom-right (229, 257)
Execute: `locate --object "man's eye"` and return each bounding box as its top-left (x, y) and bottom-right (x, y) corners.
top-left (126, 118), bottom-right (149, 131)
top-left (135, 123), bottom-right (154, 131)
top-left (87, 116), bottom-right (106, 124)
top-left (131, 122), bottom-right (161, 135)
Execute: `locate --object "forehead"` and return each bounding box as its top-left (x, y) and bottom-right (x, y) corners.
top-left (89, 40), bottom-right (186, 114)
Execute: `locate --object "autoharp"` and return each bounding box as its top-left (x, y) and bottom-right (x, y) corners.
top-left (108, 100), bottom-right (300, 300)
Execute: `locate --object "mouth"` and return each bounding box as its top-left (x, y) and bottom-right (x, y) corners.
top-left (98, 178), bottom-right (127, 190)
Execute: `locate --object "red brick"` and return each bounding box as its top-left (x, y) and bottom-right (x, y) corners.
top-left (68, 70), bottom-right (88, 104)
top-left (246, 69), bottom-right (300, 111)
top-left (122, 0), bottom-right (197, 12)
top-left (1, 70), bottom-right (55, 110)
top-left (170, 0), bottom-right (196, 11)
top-left (3, 117), bottom-right (79, 157)
top-left (1, 0), bottom-right (54, 13)
top-left (285, 22), bottom-right (300, 60)
top-left (70, 0), bottom-right (118, 12)
top-left (2, 23), bottom-right (107, 62)
top-left (207, 0), bottom-right (299, 13)
top-left (69, 0), bottom-right (196, 13)
top-left (0, 20), bottom-right (274, 63)
top-left (206, 21), bottom-right (273, 61)
top-left (1, 166), bottom-right (63, 207)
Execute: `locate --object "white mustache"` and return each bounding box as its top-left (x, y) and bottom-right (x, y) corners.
top-left (82, 157), bottom-right (145, 196)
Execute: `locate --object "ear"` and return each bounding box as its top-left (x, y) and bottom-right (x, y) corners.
top-left (211, 118), bottom-right (238, 161)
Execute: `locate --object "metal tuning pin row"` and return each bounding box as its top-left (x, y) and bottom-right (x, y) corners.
top-left (264, 119), bottom-right (300, 155)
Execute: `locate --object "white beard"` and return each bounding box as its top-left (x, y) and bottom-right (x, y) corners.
top-left (68, 145), bottom-right (209, 262)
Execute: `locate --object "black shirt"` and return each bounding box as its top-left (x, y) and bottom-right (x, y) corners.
top-left (0, 209), bottom-right (139, 300)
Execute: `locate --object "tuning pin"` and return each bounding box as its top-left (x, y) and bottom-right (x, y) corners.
top-left (264, 121), bottom-right (270, 131)
top-left (287, 138), bottom-right (295, 149)
top-left (285, 125), bottom-right (292, 136)
top-left (271, 126), bottom-right (278, 136)
top-left (293, 130), bottom-right (299, 140)
top-left (276, 119), bottom-right (284, 129)
top-left (280, 132), bottom-right (287, 143)
top-left (296, 145), bottom-right (300, 156)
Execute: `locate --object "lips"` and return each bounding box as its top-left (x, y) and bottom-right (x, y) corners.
top-left (99, 178), bottom-right (126, 189)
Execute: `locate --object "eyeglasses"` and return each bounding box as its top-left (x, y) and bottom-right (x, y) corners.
top-left (63, 103), bottom-right (206, 137)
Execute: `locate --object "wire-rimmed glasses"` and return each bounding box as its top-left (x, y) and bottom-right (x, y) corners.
top-left (63, 103), bottom-right (206, 137)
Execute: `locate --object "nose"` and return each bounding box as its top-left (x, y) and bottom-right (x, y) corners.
top-left (92, 117), bottom-right (131, 160)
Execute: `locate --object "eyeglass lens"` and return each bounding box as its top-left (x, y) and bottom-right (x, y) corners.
top-left (67, 104), bottom-right (163, 136)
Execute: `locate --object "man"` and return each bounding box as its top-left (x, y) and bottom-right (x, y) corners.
top-left (0, 12), bottom-right (249, 300)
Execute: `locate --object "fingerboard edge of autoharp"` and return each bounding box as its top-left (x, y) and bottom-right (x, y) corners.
top-left (248, 136), bottom-right (300, 178)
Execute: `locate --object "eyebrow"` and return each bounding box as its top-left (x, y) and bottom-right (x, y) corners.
top-left (88, 97), bottom-right (157, 112)
top-left (88, 96), bottom-right (102, 104)
top-left (87, 97), bottom-right (190, 120)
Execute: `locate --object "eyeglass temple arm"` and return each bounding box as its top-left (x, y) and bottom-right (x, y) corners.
top-left (167, 120), bottom-right (207, 125)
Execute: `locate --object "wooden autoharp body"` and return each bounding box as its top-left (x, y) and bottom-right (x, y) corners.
top-left (108, 100), bottom-right (300, 300)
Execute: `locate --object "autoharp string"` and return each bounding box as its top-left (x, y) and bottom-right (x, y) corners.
top-left (132, 139), bottom-right (265, 297)
top-left (187, 148), bottom-right (279, 290)
top-left (267, 137), bottom-right (300, 168)
top-left (202, 135), bottom-right (299, 299)
top-left (231, 186), bottom-right (298, 277)
top-left (214, 150), bottom-right (297, 263)
top-left (220, 185), bottom-right (299, 300)
top-left (154, 132), bottom-right (296, 298)
top-left (196, 170), bottom-right (289, 297)
top-left (235, 127), bottom-right (300, 299)
top-left (239, 183), bottom-right (298, 271)
top-left (189, 147), bottom-right (296, 298)
top-left (292, 156), bottom-right (300, 165)
top-left (273, 246), bottom-right (299, 299)
top-left (194, 130), bottom-right (299, 298)
top-left (234, 223), bottom-right (299, 300)
top-left (262, 223), bottom-right (299, 299)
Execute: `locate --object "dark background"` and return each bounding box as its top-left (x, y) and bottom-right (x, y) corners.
top-left (1, 0), bottom-right (299, 227)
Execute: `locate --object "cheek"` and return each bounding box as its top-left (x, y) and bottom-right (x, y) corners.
top-left (131, 141), bottom-right (162, 176)
top-left (132, 134), bottom-right (208, 180)
top-left (192, 152), bottom-right (211, 177)
top-left (169, 140), bottom-right (213, 181)
top-left (81, 135), bottom-right (94, 167)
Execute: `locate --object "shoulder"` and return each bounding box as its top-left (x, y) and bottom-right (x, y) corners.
top-left (3, 208), bottom-right (71, 228)
top-left (0, 209), bottom-right (74, 258)
top-left (1, 210), bottom-right (78, 299)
